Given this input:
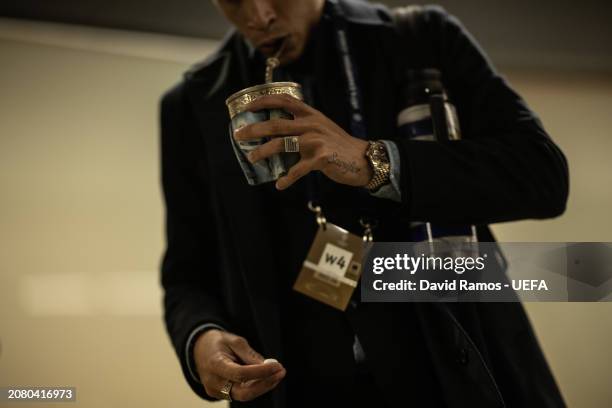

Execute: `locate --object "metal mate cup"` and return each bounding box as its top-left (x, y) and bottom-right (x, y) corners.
top-left (225, 82), bottom-right (303, 186)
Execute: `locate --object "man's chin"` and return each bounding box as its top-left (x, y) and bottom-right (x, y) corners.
top-left (277, 47), bottom-right (304, 67)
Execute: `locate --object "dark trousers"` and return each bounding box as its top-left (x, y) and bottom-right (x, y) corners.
top-left (284, 366), bottom-right (391, 408)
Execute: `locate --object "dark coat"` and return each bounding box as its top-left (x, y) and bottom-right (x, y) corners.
top-left (160, 1), bottom-right (568, 407)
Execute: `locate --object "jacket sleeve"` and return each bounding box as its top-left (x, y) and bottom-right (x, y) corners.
top-left (159, 83), bottom-right (229, 400)
top-left (395, 6), bottom-right (569, 225)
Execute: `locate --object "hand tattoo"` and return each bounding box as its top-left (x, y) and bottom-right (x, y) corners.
top-left (326, 152), bottom-right (361, 174)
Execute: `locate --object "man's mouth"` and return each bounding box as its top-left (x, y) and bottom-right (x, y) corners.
top-left (258, 35), bottom-right (289, 56)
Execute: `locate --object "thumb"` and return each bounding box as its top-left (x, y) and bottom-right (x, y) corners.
top-left (228, 336), bottom-right (265, 365)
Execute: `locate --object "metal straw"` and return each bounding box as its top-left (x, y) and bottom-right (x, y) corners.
top-left (265, 39), bottom-right (287, 83)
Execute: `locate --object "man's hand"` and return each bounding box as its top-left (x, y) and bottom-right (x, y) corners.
top-left (193, 329), bottom-right (286, 402)
top-left (233, 94), bottom-right (373, 190)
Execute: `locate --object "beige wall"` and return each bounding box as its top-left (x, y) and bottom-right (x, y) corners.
top-left (0, 19), bottom-right (610, 407)
top-left (490, 70), bottom-right (612, 406)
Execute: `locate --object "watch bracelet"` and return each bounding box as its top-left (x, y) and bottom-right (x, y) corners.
top-left (365, 141), bottom-right (391, 191)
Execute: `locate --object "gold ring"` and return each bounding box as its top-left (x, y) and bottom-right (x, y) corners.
top-left (220, 380), bottom-right (233, 402)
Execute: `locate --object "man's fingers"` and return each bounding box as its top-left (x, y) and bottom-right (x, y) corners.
top-left (247, 132), bottom-right (320, 163)
top-left (202, 373), bottom-right (232, 400)
top-left (245, 94), bottom-right (311, 117)
top-left (197, 332), bottom-right (285, 402)
top-left (234, 118), bottom-right (310, 141)
top-left (246, 137), bottom-right (286, 163)
top-left (276, 159), bottom-right (316, 190)
top-left (227, 335), bottom-right (265, 365)
top-left (215, 355), bottom-right (283, 383)
top-left (231, 367), bottom-right (286, 402)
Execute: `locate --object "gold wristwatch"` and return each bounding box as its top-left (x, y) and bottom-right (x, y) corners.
top-left (364, 141), bottom-right (391, 191)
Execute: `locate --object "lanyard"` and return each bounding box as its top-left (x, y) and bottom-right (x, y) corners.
top-left (307, 0), bottom-right (367, 203)
top-left (304, 0), bottom-right (374, 241)
top-left (327, 0), bottom-right (367, 140)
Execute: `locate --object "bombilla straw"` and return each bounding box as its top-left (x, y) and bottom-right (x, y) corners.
top-left (265, 38), bottom-right (288, 83)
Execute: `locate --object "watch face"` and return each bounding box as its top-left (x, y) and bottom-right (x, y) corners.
top-left (372, 144), bottom-right (388, 162)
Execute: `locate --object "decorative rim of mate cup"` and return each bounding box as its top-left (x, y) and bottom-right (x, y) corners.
top-left (225, 82), bottom-right (303, 119)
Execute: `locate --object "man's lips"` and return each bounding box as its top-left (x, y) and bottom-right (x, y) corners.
top-left (257, 35), bottom-right (289, 55)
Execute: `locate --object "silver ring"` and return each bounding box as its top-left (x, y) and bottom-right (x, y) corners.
top-left (283, 136), bottom-right (300, 153)
top-left (220, 381), bottom-right (233, 402)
